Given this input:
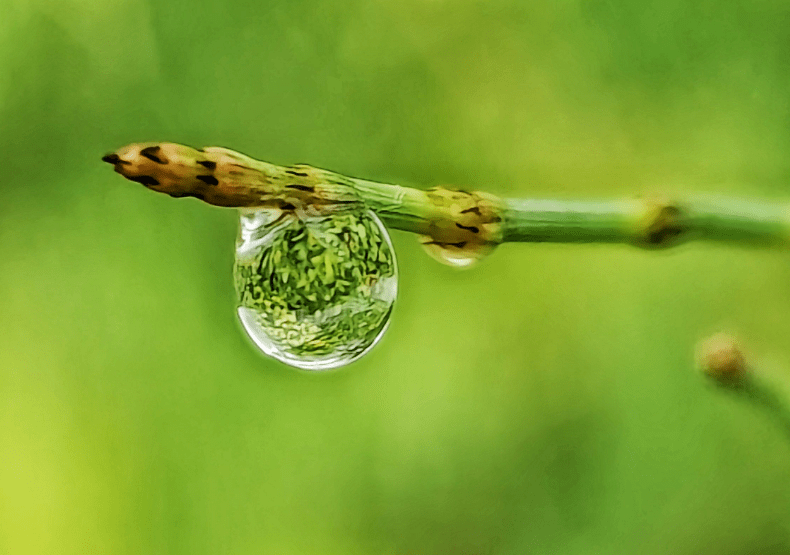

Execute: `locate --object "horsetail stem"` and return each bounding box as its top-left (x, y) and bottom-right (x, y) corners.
top-left (103, 142), bottom-right (790, 259)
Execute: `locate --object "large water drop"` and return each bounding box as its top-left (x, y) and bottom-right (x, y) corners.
top-left (234, 208), bottom-right (397, 370)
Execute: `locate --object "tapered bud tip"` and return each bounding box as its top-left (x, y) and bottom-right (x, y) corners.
top-left (100, 142), bottom-right (206, 192)
top-left (697, 333), bottom-right (747, 382)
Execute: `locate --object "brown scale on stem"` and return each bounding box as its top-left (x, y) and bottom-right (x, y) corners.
top-left (632, 196), bottom-right (688, 248)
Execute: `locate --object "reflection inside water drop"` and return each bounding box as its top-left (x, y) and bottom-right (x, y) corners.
top-left (419, 235), bottom-right (496, 268)
top-left (234, 208), bottom-right (397, 370)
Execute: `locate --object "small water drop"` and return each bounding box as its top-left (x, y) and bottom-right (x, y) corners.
top-left (419, 236), bottom-right (495, 268)
top-left (234, 208), bottom-right (397, 370)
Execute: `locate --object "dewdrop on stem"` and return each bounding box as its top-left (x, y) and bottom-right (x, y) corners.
top-left (234, 207), bottom-right (398, 370)
top-left (417, 186), bottom-right (503, 268)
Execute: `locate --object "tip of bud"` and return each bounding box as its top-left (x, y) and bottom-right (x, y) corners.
top-left (101, 153), bottom-right (121, 164)
top-left (697, 333), bottom-right (747, 383)
top-left (100, 142), bottom-right (200, 192)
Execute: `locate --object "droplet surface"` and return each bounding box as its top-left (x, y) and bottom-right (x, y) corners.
top-left (234, 208), bottom-right (397, 370)
top-left (419, 236), bottom-right (496, 268)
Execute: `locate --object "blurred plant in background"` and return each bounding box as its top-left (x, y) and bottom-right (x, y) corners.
top-left (2, 0), bottom-right (790, 554)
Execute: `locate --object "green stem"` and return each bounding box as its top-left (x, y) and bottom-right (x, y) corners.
top-left (740, 370), bottom-right (790, 441)
top-left (501, 199), bottom-right (636, 244)
top-left (104, 142), bottom-right (790, 250)
top-left (501, 196), bottom-right (790, 247)
top-left (356, 183), bottom-right (790, 249)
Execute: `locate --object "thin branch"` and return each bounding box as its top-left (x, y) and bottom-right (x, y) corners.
top-left (102, 142), bottom-right (790, 265)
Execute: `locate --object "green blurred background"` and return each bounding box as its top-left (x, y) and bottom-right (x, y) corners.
top-left (2, 0), bottom-right (790, 553)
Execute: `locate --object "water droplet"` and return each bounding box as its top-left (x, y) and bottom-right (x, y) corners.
top-left (234, 208), bottom-right (397, 370)
top-left (419, 236), bottom-right (495, 268)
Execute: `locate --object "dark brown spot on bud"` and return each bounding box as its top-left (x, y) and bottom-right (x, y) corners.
top-left (101, 153), bottom-right (121, 164)
top-left (460, 206), bottom-right (482, 215)
top-left (196, 175), bottom-right (219, 186)
top-left (422, 240), bottom-right (469, 249)
top-left (197, 160), bottom-right (217, 170)
top-left (286, 184), bottom-right (315, 192)
top-left (140, 146), bottom-right (166, 164)
top-left (286, 169), bottom-right (310, 177)
top-left (456, 223), bottom-right (480, 233)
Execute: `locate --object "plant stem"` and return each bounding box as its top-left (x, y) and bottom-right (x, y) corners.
top-left (103, 142), bottom-right (790, 252)
top-left (502, 196), bottom-right (790, 247)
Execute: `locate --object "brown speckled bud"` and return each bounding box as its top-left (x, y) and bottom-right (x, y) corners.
top-left (102, 142), bottom-right (361, 211)
top-left (697, 333), bottom-right (747, 383)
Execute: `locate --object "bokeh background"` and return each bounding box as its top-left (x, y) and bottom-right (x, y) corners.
top-left (2, 0), bottom-right (790, 553)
